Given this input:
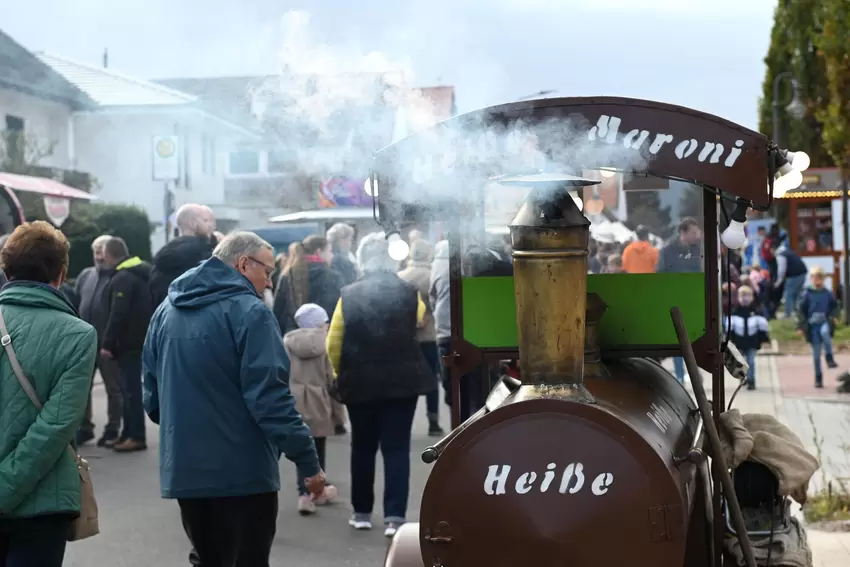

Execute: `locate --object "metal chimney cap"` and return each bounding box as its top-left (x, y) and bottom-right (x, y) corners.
top-left (493, 172), bottom-right (600, 187)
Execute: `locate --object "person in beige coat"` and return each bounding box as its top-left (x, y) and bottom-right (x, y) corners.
top-left (398, 239), bottom-right (444, 436)
top-left (284, 303), bottom-right (340, 515)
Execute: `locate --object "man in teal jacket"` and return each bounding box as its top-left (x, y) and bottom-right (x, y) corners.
top-left (0, 221), bottom-right (97, 566)
top-left (143, 231), bottom-right (324, 566)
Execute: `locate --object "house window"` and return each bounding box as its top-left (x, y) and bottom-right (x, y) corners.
top-left (4, 115), bottom-right (24, 163)
top-left (267, 149), bottom-right (293, 174)
top-left (228, 150), bottom-right (260, 175)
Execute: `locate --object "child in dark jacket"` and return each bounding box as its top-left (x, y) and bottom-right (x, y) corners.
top-left (796, 266), bottom-right (840, 388)
top-left (725, 285), bottom-right (770, 390)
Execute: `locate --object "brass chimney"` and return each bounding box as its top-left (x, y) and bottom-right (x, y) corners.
top-left (506, 175), bottom-right (599, 402)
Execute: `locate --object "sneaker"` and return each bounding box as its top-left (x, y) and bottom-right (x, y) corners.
top-left (298, 495), bottom-right (316, 516)
top-left (113, 439), bottom-right (147, 453)
top-left (76, 429), bottom-right (95, 446)
top-left (385, 522), bottom-right (401, 538)
top-left (746, 382), bottom-right (755, 391)
top-left (827, 357), bottom-right (839, 369)
top-left (97, 431), bottom-right (119, 448)
top-left (334, 424), bottom-right (347, 435)
top-left (313, 484), bottom-right (338, 506)
top-left (428, 423), bottom-right (445, 437)
top-left (348, 516), bottom-right (372, 530)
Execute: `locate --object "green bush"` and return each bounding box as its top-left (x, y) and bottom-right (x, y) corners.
top-left (18, 194), bottom-right (153, 278)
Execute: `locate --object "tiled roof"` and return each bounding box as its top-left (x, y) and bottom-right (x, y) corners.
top-left (36, 52), bottom-right (196, 107)
top-left (0, 30), bottom-right (92, 107)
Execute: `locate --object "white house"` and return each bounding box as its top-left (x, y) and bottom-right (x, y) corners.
top-left (36, 53), bottom-right (262, 250)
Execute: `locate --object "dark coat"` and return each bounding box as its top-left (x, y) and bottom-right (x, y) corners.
top-left (102, 257), bottom-right (154, 355)
top-left (149, 236), bottom-right (216, 307)
top-left (273, 261), bottom-right (342, 333)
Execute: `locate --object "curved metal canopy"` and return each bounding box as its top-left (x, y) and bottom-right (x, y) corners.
top-left (371, 96), bottom-right (771, 218)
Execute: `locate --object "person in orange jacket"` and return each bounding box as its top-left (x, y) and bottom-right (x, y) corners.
top-left (621, 226), bottom-right (659, 274)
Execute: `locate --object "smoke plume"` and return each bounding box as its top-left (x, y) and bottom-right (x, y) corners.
top-left (254, 10), bottom-right (650, 218)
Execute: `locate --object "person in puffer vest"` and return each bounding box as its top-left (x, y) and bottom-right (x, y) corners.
top-left (326, 232), bottom-right (435, 539)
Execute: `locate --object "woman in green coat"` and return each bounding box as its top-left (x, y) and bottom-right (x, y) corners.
top-left (0, 221), bottom-right (97, 566)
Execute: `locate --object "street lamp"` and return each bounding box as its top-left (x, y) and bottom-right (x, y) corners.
top-left (772, 72), bottom-right (806, 146)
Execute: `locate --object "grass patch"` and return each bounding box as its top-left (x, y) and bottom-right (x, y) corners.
top-left (803, 485), bottom-right (850, 524)
top-left (769, 317), bottom-right (850, 343)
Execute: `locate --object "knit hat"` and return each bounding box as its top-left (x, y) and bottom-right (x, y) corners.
top-left (294, 303), bottom-right (329, 329)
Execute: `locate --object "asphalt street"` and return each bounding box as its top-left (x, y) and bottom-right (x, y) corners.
top-left (64, 378), bottom-right (446, 567)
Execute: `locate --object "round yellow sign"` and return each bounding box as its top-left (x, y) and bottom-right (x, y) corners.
top-left (156, 138), bottom-right (176, 158)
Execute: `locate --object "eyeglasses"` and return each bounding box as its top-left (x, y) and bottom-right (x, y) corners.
top-left (247, 256), bottom-right (275, 279)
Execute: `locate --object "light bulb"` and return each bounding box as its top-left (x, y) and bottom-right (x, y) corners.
top-left (599, 168), bottom-right (617, 178)
top-left (363, 178), bottom-right (379, 197)
top-left (771, 181), bottom-right (788, 199)
top-left (721, 220), bottom-right (747, 250)
top-left (789, 151), bottom-right (811, 172)
top-left (387, 233), bottom-right (410, 261)
top-left (584, 199), bottom-right (604, 215)
top-left (776, 169), bottom-right (803, 192)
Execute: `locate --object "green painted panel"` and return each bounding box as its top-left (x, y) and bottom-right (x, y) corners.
top-left (461, 273), bottom-right (706, 348)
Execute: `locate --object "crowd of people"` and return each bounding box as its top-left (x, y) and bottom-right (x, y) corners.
top-left (0, 204), bottom-right (453, 566)
top-left (0, 202), bottom-right (842, 565)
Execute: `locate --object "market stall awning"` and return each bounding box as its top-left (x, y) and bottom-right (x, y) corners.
top-left (269, 207), bottom-right (375, 223)
top-left (0, 172), bottom-right (96, 200)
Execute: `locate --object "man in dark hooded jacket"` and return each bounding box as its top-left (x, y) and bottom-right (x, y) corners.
top-left (100, 237), bottom-right (154, 453)
top-left (150, 203), bottom-right (218, 306)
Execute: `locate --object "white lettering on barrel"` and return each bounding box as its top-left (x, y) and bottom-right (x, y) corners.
top-left (540, 463), bottom-right (557, 492)
top-left (559, 462), bottom-right (585, 494)
top-left (592, 473), bottom-right (615, 495)
top-left (515, 472), bottom-right (537, 494)
top-left (484, 465), bottom-right (511, 495)
top-left (484, 463), bottom-right (614, 496)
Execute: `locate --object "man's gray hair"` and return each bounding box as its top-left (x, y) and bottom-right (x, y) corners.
top-left (326, 222), bottom-right (355, 244)
top-left (91, 234), bottom-right (112, 250)
top-left (213, 231), bottom-right (272, 266)
top-left (357, 231), bottom-right (398, 273)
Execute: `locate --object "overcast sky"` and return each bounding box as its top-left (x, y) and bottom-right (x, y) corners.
top-left (4, 0), bottom-right (775, 130)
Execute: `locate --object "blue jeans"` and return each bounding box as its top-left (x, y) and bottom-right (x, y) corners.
top-left (347, 396), bottom-right (417, 524)
top-left (784, 274), bottom-right (807, 318)
top-left (0, 515), bottom-right (72, 567)
top-left (811, 322), bottom-right (833, 382)
top-left (672, 357), bottom-right (686, 383)
top-left (744, 348), bottom-right (757, 386)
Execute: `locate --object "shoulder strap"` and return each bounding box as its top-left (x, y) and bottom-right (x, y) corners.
top-left (0, 306), bottom-right (42, 409)
top-left (0, 306), bottom-right (80, 461)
